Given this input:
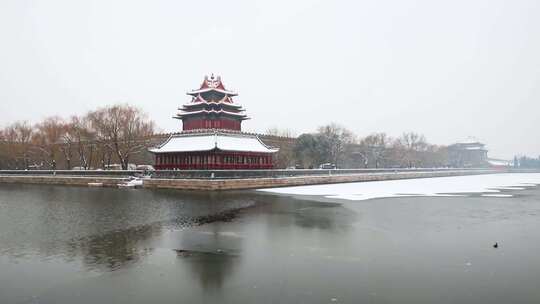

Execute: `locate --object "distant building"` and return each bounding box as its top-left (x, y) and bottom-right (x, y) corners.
top-left (487, 158), bottom-right (512, 169)
top-left (448, 138), bottom-right (488, 168)
top-left (149, 75), bottom-right (278, 170)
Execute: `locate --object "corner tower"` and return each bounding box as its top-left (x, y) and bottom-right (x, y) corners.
top-left (175, 74), bottom-right (249, 131)
top-left (150, 75), bottom-right (278, 170)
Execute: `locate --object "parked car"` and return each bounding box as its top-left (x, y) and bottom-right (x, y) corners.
top-left (318, 163), bottom-right (337, 169)
top-left (136, 165), bottom-right (155, 171)
top-left (105, 164), bottom-right (122, 171)
top-left (286, 164), bottom-right (304, 170)
top-left (104, 163), bottom-right (138, 170)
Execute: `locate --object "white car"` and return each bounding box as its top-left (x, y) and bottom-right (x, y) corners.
top-left (319, 163), bottom-right (336, 169)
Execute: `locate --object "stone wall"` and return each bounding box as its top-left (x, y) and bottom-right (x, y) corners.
top-left (143, 169), bottom-right (497, 191)
top-left (258, 134), bottom-right (296, 168)
top-left (150, 167), bottom-right (492, 179)
top-left (1, 168), bottom-right (534, 191)
top-left (0, 175), bottom-right (128, 187)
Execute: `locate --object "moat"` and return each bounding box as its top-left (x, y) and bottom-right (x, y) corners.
top-left (1, 174), bottom-right (540, 303)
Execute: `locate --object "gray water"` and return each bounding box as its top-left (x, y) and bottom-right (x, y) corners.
top-left (1, 183), bottom-right (540, 303)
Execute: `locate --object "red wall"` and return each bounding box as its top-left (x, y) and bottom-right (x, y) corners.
top-left (154, 151), bottom-right (274, 170)
top-left (183, 118), bottom-right (241, 131)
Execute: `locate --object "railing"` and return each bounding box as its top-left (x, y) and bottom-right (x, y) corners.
top-left (0, 168), bottom-right (534, 180)
top-left (150, 168), bottom-right (500, 179)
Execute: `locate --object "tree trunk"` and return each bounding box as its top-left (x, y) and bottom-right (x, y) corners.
top-left (122, 157), bottom-right (129, 170)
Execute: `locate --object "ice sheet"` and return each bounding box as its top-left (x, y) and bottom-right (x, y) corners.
top-left (259, 173), bottom-right (540, 201)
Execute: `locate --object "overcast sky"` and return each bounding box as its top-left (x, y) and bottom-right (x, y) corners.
top-left (1, 0), bottom-right (539, 159)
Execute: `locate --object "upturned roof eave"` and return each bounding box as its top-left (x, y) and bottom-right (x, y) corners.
top-left (149, 147), bottom-right (277, 154)
top-left (186, 88), bottom-right (238, 96)
top-left (148, 131), bottom-right (279, 154)
top-left (182, 101), bottom-right (243, 108)
top-left (174, 110), bottom-right (250, 119)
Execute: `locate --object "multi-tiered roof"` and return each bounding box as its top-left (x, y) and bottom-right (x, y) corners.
top-left (149, 75), bottom-right (278, 170)
top-left (175, 75), bottom-right (249, 131)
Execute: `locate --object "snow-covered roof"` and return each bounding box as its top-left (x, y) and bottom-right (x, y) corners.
top-left (174, 109), bottom-right (249, 119)
top-left (187, 87), bottom-right (238, 96)
top-left (185, 75), bottom-right (238, 96)
top-left (194, 94), bottom-right (230, 103)
top-left (488, 158), bottom-right (512, 166)
top-left (183, 98), bottom-right (243, 108)
top-left (455, 136), bottom-right (483, 145)
top-left (465, 146), bottom-right (486, 150)
top-left (450, 137), bottom-right (487, 151)
top-left (149, 132), bottom-right (279, 154)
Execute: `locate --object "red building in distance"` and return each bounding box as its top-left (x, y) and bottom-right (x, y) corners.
top-left (150, 75), bottom-right (278, 170)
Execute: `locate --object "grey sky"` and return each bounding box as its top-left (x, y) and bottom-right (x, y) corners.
top-left (1, 0), bottom-right (539, 159)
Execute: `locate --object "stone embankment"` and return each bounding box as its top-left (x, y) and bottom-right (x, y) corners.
top-left (143, 169), bottom-right (497, 190)
top-left (0, 168), bottom-right (525, 190)
top-left (0, 175), bottom-right (129, 187)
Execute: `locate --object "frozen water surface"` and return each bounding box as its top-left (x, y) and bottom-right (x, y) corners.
top-left (260, 173), bottom-right (540, 200)
top-left (2, 181), bottom-right (540, 303)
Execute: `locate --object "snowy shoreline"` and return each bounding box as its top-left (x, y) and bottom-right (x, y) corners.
top-left (259, 173), bottom-right (540, 201)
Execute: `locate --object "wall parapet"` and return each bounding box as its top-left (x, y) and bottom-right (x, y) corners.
top-left (0, 168), bottom-right (537, 191)
top-left (0, 168), bottom-right (535, 180)
top-left (143, 169), bottom-right (501, 190)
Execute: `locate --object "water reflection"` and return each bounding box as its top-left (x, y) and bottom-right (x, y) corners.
top-left (293, 204), bottom-right (358, 231)
top-left (176, 229), bottom-right (243, 291)
top-left (0, 184), bottom-right (255, 270)
top-left (186, 252), bottom-right (238, 291)
top-left (245, 193), bottom-right (358, 232)
top-left (68, 224), bottom-right (159, 271)
top-left (0, 184), bottom-right (366, 304)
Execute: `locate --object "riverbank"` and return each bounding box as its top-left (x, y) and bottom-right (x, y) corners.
top-left (0, 168), bottom-right (528, 190)
top-left (0, 175), bottom-right (129, 187)
top-left (144, 169), bottom-right (500, 190)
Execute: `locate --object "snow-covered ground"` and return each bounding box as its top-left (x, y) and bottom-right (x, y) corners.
top-left (259, 173), bottom-right (540, 201)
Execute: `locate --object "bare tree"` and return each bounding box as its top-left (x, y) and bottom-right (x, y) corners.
top-left (317, 123), bottom-right (355, 168)
top-left (421, 144), bottom-right (449, 168)
top-left (1, 127), bottom-right (15, 168)
top-left (358, 133), bottom-right (391, 168)
top-left (61, 119), bottom-right (79, 170)
top-left (0, 129), bottom-right (7, 169)
top-left (33, 117), bottom-right (66, 169)
top-left (88, 104), bottom-right (155, 170)
top-left (66, 115), bottom-right (96, 170)
top-left (3, 121), bottom-right (34, 169)
top-left (394, 132), bottom-right (428, 168)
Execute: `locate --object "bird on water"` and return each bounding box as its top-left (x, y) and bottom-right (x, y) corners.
top-left (493, 242), bottom-right (498, 248)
